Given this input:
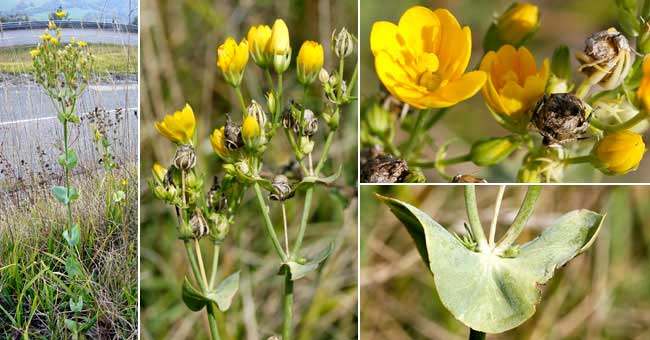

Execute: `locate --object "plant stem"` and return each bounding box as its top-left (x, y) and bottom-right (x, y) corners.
top-left (194, 239), bottom-right (209, 289)
top-left (315, 130), bottom-right (335, 175)
top-left (253, 183), bottom-right (288, 261)
top-left (489, 186), bottom-right (506, 248)
top-left (235, 87), bottom-right (247, 117)
top-left (337, 56), bottom-right (345, 99)
top-left (292, 187), bottom-right (313, 258)
top-left (209, 243), bottom-right (220, 290)
top-left (183, 240), bottom-right (206, 291)
top-left (589, 111), bottom-right (649, 132)
top-left (469, 328), bottom-right (486, 340)
top-left (281, 203), bottom-right (290, 255)
top-left (575, 80), bottom-right (592, 99)
top-left (464, 185), bottom-right (489, 252)
top-left (495, 185), bottom-right (542, 255)
top-left (207, 303), bottom-right (222, 340)
top-left (265, 69), bottom-right (275, 93)
top-left (563, 155), bottom-right (592, 165)
top-left (411, 154), bottom-right (471, 168)
top-left (344, 62), bottom-right (358, 99)
top-left (403, 109), bottom-right (427, 159)
top-left (63, 119), bottom-right (73, 228)
top-left (283, 270), bottom-right (294, 340)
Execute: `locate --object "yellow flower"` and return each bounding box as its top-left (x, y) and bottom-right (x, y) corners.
top-left (50, 37), bottom-right (58, 44)
top-left (210, 127), bottom-right (231, 161)
top-left (40, 33), bottom-right (51, 41)
top-left (152, 163), bottom-right (167, 183)
top-left (480, 45), bottom-right (549, 118)
top-left (30, 49), bottom-right (40, 56)
top-left (155, 103), bottom-right (196, 145)
top-left (637, 55), bottom-right (650, 111)
top-left (593, 130), bottom-right (646, 174)
top-left (217, 37), bottom-right (249, 87)
top-left (248, 25), bottom-right (272, 67)
top-left (242, 116), bottom-right (261, 139)
top-left (77, 41), bottom-right (87, 47)
top-left (55, 10), bottom-right (67, 18)
top-left (370, 6), bottom-right (486, 109)
top-left (296, 41), bottom-right (324, 85)
top-left (270, 19), bottom-right (290, 55)
top-left (497, 3), bottom-right (539, 45)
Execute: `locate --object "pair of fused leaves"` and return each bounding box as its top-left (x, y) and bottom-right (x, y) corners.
top-left (280, 242), bottom-right (334, 281)
top-left (182, 271), bottom-right (240, 312)
top-left (377, 194), bottom-right (604, 334)
top-left (52, 186), bottom-right (79, 205)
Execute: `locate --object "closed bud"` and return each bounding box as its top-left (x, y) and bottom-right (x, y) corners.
top-left (332, 27), bottom-right (355, 58)
top-left (173, 144), bottom-right (196, 170)
top-left (551, 45), bottom-right (572, 83)
top-left (190, 210), bottom-right (210, 239)
top-left (531, 93), bottom-right (591, 145)
top-left (576, 28), bottom-right (634, 91)
top-left (247, 25), bottom-right (273, 68)
top-left (299, 136), bottom-right (314, 154)
top-left (152, 162), bottom-right (167, 184)
top-left (592, 130), bottom-right (646, 175)
top-left (638, 22), bottom-right (650, 55)
top-left (270, 174), bottom-right (294, 201)
top-left (210, 127), bottom-right (232, 162)
top-left (208, 212), bottom-right (230, 242)
top-left (497, 3), bottom-right (540, 45)
top-left (319, 68), bottom-right (330, 83)
top-left (470, 136), bottom-right (521, 166)
top-left (270, 19), bottom-right (291, 73)
top-left (365, 103), bottom-right (392, 137)
top-left (297, 41), bottom-right (324, 85)
top-left (217, 38), bottom-right (249, 88)
top-left (517, 166), bottom-right (543, 183)
top-left (266, 92), bottom-right (277, 116)
top-left (242, 115), bottom-right (261, 148)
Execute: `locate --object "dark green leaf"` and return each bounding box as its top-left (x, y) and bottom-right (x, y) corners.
top-left (181, 277), bottom-right (207, 312)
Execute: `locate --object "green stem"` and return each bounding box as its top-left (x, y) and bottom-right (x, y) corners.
top-left (337, 57), bottom-right (345, 99)
top-left (469, 328), bottom-right (486, 340)
top-left (344, 62), bottom-right (358, 99)
top-left (464, 186), bottom-right (489, 252)
top-left (63, 119), bottom-right (73, 228)
top-left (403, 109), bottom-right (427, 159)
top-left (183, 240), bottom-right (207, 291)
top-left (575, 80), bottom-right (592, 99)
top-left (283, 270), bottom-right (294, 340)
top-left (563, 155), bottom-right (592, 165)
top-left (495, 185), bottom-right (542, 255)
top-left (589, 111), bottom-right (649, 132)
top-left (291, 187), bottom-right (313, 258)
top-left (253, 183), bottom-right (288, 261)
top-left (265, 69), bottom-right (275, 93)
top-left (235, 87), bottom-right (247, 117)
top-left (207, 303), bottom-right (222, 340)
top-left (209, 243), bottom-right (220, 290)
top-left (315, 130), bottom-right (335, 175)
top-left (410, 154), bottom-right (471, 168)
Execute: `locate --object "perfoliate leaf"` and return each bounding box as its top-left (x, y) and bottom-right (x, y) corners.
top-left (62, 224), bottom-right (80, 248)
top-left (279, 243), bottom-right (334, 280)
top-left (205, 271), bottom-right (240, 311)
top-left (69, 295), bottom-right (83, 312)
top-left (181, 277), bottom-right (207, 312)
top-left (57, 149), bottom-right (78, 169)
top-left (51, 186), bottom-right (79, 205)
top-left (65, 257), bottom-right (83, 278)
top-left (377, 194), bottom-right (604, 333)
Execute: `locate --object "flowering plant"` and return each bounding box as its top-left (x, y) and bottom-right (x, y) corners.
top-left (361, 2), bottom-right (649, 183)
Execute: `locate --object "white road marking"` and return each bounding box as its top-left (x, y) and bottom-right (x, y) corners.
top-left (0, 107), bottom-right (137, 126)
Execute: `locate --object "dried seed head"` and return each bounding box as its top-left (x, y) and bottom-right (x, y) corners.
top-left (190, 210), bottom-right (210, 239)
top-left (531, 93), bottom-right (591, 145)
top-left (360, 147), bottom-right (409, 183)
top-left (301, 109), bottom-right (319, 136)
top-left (207, 176), bottom-right (226, 211)
top-left (332, 28), bottom-right (355, 58)
top-left (270, 174), bottom-right (294, 201)
top-left (576, 28), bottom-right (634, 90)
top-left (224, 115), bottom-right (244, 150)
top-left (281, 107), bottom-right (296, 130)
top-left (247, 100), bottom-right (268, 128)
top-left (173, 144), bottom-right (197, 170)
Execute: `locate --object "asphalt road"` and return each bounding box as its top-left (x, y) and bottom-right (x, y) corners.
top-left (0, 28), bottom-right (137, 47)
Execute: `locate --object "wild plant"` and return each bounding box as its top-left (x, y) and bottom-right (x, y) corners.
top-left (150, 18), bottom-right (357, 339)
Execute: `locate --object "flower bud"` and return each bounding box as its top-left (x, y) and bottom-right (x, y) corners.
top-left (224, 116), bottom-right (244, 150)
top-left (190, 210), bottom-right (209, 239)
top-left (235, 160), bottom-right (250, 176)
top-left (517, 166), bottom-right (543, 183)
top-left (332, 28), bottom-right (355, 58)
top-left (319, 69), bottom-right (330, 83)
top-left (531, 93), bottom-right (591, 145)
top-left (297, 41), bottom-right (324, 85)
top-left (300, 109), bottom-right (318, 137)
top-left (247, 25), bottom-right (272, 68)
top-left (592, 130), bottom-right (646, 175)
top-left (208, 212), bottom-right (230, 242)
top-left (270, 19), bottom-right (291, 73)
top-left (637, 55), bottom-right (650, 112)
top-left (217, 37), bottom-right (249, 87)
top-left (365, 103), bottom-right (392, 138)
top-left (299, 136), bottom-right (314, 154)
top-left (266, 91), bottom-right (277, 116)
top-left (173, 144), bottom-right (196, 170)
top-left (497, 3), bottom-right (540, 45)
top-left (210, 127), bottom-right (232, 161)
top-left (576, 28), bottom-right (634, 91)
top-left (638, 22), bottom-right (650, 55)
top-left (469, 135), bottom-right (521, 166)
top-left (270, 175), bottom-right (294, 201)
top-left (152, 162), bottom-right (168, 184)
top-left (242, 115), bottom-right (261, 148)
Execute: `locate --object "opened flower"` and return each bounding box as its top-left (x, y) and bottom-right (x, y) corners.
top-left (637, 55), bottom-right (650, 112)
top-left (55, 10), bottom-right (67, 18)
top-left (248, 25), bottom-right (272, 67)
top-left (370, 6), bottom-right (486, 109)
top-left (210, 127), bottom-right (231, 161)
top-left (152, 162), bottom-right (167, 184)
top-left (497, 3), bottom-right (539, 45)
top-left (217, 38), bottom-right (249, 87)
top-left (296, 41), bottom-right (324, 85)
top-left (480, 45), bottom-right (549, 118)
top-left (155, 103), bottom-right (196, 145)
top-left (592, 130), bottom-right (646, 174)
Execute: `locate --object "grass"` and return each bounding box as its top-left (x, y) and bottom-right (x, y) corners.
top-left (0, 165), bottom-right (138, 339)
top-left (0, 44), bottom-right (137, 74)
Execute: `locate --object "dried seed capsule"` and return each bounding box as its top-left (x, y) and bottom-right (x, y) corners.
top-left (173, 144), bottom-right (196, 170)
top-left (224, 115), bottom-right (243, 150)
top-left (531, 93), bottom-right (590, 145)
top-left (247, 100), bottom-right (267, 128)
top-left (206, 176), bottom-right (226, 211)
top-left (360, 147), bottom-right (409, 183)
top-left (190, 209), bottom-right (209, 239)
top-left (301, 109), bottom-right (318, 137)
top-left (332, 27), bottom-right (354, 58)
top-left (452, 174), bottom-right (488, 183)
top-left (281, 107), bottom-right (296, 130)
top-left (270, 174), bottom-right (294, 201)
top-left (576, 28), bottom-right (634, 90)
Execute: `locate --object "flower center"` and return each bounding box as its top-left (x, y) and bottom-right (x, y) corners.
top-left (416, 53), bottom-right (445, 91)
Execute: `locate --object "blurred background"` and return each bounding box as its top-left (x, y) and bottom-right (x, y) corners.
top-left (139, 0), bottom-right (358, 339)
top-left (360, 0), bottom-right (650, 182)
top-left (360, 185), bottom-right (650, 339)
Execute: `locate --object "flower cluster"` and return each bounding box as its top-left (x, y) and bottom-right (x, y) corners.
top-left (362, 2), bottom-right (648, 183)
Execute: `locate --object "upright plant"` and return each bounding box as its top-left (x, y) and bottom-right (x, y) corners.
top-left (150, 18), bottom-right (356, 339)
top-left (31, 14), bottom-right (96, 338)
top-left (377, 185), bottom-right (604, 338)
